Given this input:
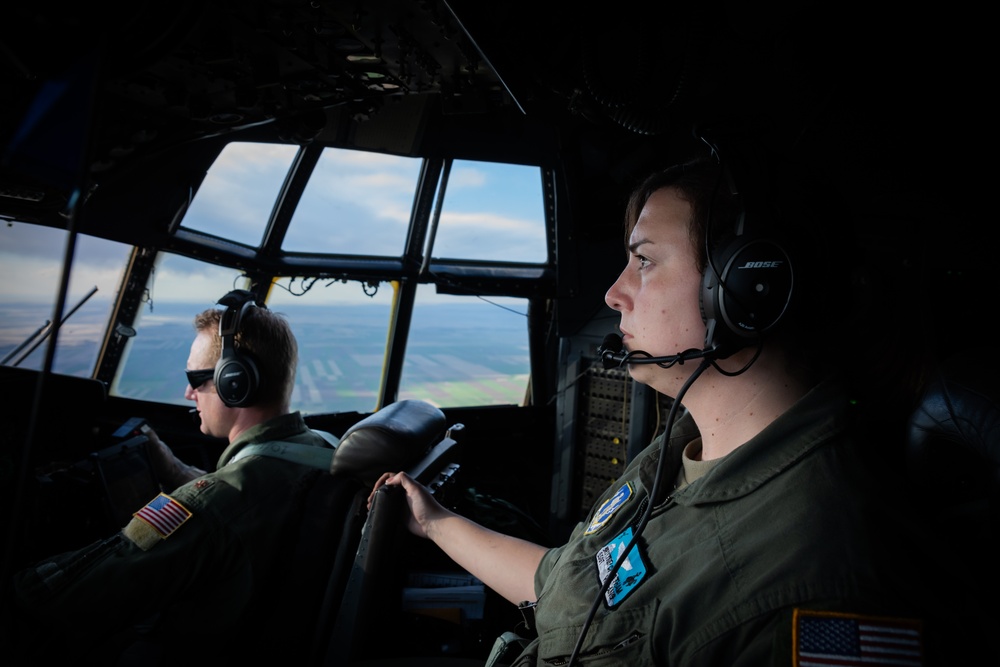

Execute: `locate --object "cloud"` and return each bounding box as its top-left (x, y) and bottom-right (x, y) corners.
top-left (448, 166), bottom-right (488, 188)
top-left (0, 223), bottom-right (130, 302)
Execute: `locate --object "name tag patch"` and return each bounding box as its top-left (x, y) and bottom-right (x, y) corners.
top-left (586, 482), bottom-right (633, 535)
top-left (595, 526), bottom-right (647, 608)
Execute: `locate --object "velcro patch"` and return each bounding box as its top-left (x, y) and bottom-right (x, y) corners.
top-left (595, 526), bottom-right (647, 608)
top-left (123, 516), bottom-right (162, 551)
top-left (586, 482), bottom-right (633, 535)
top-left (792, 608), bottom-right (924, 666)
top-left (125, 493), bottom-right (192, 550)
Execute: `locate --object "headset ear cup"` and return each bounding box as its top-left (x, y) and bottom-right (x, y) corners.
top-left (214, 294), bottom-right (262, 408)
top-left (701, 235), bottom-right (794, 352)
top-left (214, 353), bottom-right (260, 407)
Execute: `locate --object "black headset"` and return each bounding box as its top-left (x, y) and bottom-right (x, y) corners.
top-left (698, 137), bottom-right (794, 357)
top-left (214, 289), bottom-right (262, 408)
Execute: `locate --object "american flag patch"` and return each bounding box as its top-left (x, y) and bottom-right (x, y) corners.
top-left (134, 493), bottom-right (192, 537)
top-left (793, 609), bottom-right (924, 666)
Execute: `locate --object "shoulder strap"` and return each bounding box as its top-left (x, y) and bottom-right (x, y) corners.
top-left (229, 436), bottom-right (337, 471)
top-left (314, 429), bottom-right (339, 447)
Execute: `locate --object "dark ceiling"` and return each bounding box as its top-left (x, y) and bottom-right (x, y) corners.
top-left (0, 1), bottom-right (989, 268)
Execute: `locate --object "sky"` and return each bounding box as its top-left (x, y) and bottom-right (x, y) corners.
top-left (0, 143), bottom-right (547, 355)
top-left (0, 143), bottom-right (546, 305)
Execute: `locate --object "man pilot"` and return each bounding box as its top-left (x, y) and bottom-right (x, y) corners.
top-left (7, 290), bottom-right (340, 664)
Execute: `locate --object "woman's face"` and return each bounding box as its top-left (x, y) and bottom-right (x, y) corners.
top-left (605, 186), bottom-right (707, 392)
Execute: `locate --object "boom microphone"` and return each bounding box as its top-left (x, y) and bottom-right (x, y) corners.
top-left (598, 333), bottom-right (717, 370)
top-left (598, 334), bottom-right (627, 369)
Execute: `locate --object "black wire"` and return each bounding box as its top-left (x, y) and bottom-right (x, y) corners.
top-left (710, 342), bottom-right (762, 377)
top-left (565, 357), bottom-right (712, 666)
top-left (620, 346), bottom-right (714, 369)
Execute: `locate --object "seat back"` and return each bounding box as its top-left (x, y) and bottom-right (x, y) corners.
top-left (329, 398), bottom-right (450, 486)
top-left (229, 469), bottom-right (367, 666)
top-left (227, 400), bottom-right (449, 666)
top-left (320, 423), bottom-right (464, 665)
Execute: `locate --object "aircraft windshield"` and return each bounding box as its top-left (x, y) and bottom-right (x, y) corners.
top-left (0, 143), bottom-right (544, 413)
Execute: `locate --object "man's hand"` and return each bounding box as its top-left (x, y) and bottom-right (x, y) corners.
top-left (141, 424), bottom-right (206, 490)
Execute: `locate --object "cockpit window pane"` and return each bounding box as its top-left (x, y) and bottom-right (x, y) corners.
top-left (399, 284), bottom-right (530, 407)
top-left (431, 160), bottom-right (547, 263)
top-left (111, 257), bottom-right (394, 415)
top-left (266, 277), bottom-right (393, 415)
top-left (112, 252), bottom-right (245, 404)
top-left (0, 221), bottom-right (129, 376)
top-left (179, 142), bottom-right (297, 247)
top-left (281, 147), bottom-right (421, 256)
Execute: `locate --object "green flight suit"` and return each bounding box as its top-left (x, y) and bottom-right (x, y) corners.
top-left (10, 411), bottom-right (337, 664)
top-left (513, 376), bottom-right (957, 666)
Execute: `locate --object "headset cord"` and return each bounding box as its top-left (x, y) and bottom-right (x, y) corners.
top-left (565, 357), bottom-right (712, 666)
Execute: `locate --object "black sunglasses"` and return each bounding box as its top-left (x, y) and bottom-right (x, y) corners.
top-left (186, 368), bottom-right (215, 389)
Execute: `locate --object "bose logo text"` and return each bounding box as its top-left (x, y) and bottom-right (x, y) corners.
top-left (738, 260), bottom-right (783, 269)
top-left (223, 371), bottom-right (243, 379)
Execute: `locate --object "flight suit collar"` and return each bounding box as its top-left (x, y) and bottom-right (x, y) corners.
top-left (644, 375), bottom-right (853, 507)
top-left (217, 411), bottom-right (309, 468)
top-left (637, 409), bottom-right (697, 502)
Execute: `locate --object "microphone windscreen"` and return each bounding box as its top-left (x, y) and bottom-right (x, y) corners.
top-left (600, 333), bottom-right (623, 354)
top-left (599, 333), bottom-right (624, 369)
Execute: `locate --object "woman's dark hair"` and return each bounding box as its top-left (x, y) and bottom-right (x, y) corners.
top-left (623, 157), bottom-right (741, 276)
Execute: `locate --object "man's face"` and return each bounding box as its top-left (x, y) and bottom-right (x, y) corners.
top-left (604, 186), bottom-right (706, 393)
top-left (185, 330), bottom-right (232, 438)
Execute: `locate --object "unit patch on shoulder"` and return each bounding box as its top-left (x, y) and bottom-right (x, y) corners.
top-left (585, 482), bottom-right (633, 535)
top-left (792, 608), bottom-right (924, 667)
top-left (123, 493), bottom-right (192, 551)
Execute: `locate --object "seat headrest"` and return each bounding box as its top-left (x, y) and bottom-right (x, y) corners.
top-left (329, 399), bottom-right (447, 487)
top-left (906, 353), bottom-right (1000, 507)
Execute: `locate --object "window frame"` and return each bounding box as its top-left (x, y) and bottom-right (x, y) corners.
top-left (92, 140), bottom-right (556, 412)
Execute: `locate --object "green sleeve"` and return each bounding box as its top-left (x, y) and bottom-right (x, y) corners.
top-left (12, 484), bottom-right (241, 638)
